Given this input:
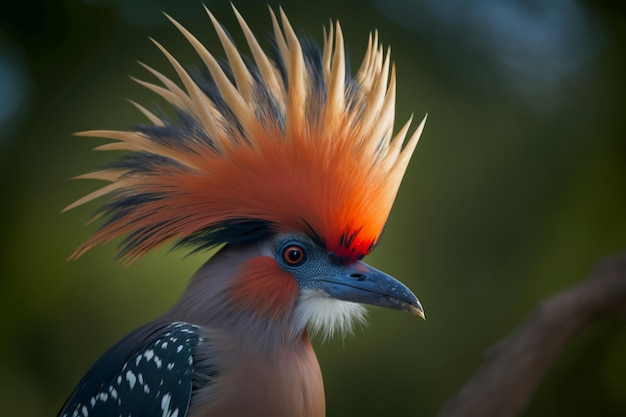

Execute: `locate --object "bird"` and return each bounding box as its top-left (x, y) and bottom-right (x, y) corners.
top-left (58, 5), bottom-right (427, 417)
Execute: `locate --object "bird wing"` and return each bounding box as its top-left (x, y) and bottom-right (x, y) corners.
top-left (58, 321), bottom-right (209, 417)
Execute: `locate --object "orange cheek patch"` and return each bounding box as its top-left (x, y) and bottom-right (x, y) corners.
top-left (231, 256), bottom-right (299, 320)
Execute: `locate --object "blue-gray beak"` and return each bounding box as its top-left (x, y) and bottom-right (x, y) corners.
top-left (319, 260), bottom-right (425, 319)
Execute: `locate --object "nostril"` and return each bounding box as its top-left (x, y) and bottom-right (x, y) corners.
top-left (350, 273), bottom-right (366, 281)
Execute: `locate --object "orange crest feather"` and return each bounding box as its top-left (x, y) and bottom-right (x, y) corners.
top-left (65, 6), bottom-right (426, 263)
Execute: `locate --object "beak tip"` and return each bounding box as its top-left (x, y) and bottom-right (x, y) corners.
top-left (413, 306), bottom-right (426, 320)
top-left (410, 301), bottom-right (425, 320)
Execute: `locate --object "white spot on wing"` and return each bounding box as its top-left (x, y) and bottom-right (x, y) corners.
top-left (144, 349), bottom-right (155, 361)
top-left (126, 370), bottom-right (137, 390)
top-left (161, 393), bottom-right (172, 417)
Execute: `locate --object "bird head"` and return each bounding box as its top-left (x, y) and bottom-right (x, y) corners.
top-left (65, 6), bottom-right (426, 339)
top-left (199, 231), bottom-right (423, 342)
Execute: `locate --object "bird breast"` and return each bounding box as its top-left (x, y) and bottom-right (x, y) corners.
top-left (188, 331), bottom-right (325, 417)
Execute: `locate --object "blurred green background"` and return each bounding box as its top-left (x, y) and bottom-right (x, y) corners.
top-left (1, 0), bottom-right (625, 416)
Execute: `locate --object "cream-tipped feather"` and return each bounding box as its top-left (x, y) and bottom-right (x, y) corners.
top-left (205, 9), bottom-right (254, 104)
top-left (128, 99), bottom-right (164, 126)
top-left (130, 75), bottom-right (190, 111)
top-left (278, 8), bottom-right (307, 138)
top-left (324, 22), bottom-right (346, 129)
top-left (136, 61), bottom-right (193, 111)
top-left (231, 5), bottom-right (282, 100)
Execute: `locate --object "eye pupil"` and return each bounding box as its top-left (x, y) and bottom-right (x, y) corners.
top-left (283, 245), bottom-right (305, 265)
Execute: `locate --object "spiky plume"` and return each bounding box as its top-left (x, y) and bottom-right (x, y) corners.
top-left (65, 5), bottom-right (426, 263)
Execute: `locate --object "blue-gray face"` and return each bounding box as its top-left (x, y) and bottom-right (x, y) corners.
top-left (272, 233), bottom-right (424, 317)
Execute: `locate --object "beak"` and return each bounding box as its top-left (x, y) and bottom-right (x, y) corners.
top-left (317, 260), bottom-right (425, 319)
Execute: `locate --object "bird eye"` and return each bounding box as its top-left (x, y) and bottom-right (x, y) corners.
top-left (282, 244), bottom-right (306, 266)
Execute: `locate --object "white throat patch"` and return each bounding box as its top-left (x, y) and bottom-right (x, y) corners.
top-left (292, 288), bottom-right (367, 340)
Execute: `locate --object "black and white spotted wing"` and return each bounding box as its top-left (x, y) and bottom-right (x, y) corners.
top-left (58, 321), bottom-right (207, 417)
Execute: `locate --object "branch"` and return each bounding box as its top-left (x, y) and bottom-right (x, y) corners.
top-left (437, 251), bottom-right (626, 417)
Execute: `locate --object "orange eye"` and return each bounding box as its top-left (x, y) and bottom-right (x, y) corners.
top-left (283, 245), bottom-right (306, 266)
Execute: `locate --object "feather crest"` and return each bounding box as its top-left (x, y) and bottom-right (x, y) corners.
top-left (66, 6), bottom-right (426, 263)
